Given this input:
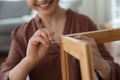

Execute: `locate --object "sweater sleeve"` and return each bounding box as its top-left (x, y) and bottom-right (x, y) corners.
top-left (88, 17), bottom-right (120, 80)
top-left (0, 26), bottom-right (26, 80)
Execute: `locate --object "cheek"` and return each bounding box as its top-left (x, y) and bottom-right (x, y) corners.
top-left (26, 0), bottom-right (35, 9)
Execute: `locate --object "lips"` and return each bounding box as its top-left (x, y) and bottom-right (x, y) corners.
top-left (40, 2), bottom-right (50, 7)
top-left (36, 0), bottom-right (53, 9)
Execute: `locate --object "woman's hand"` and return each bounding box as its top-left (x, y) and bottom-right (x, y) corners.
top-left (26, 29), bottom-right (52, 66)
top-left (9, 29), bottom-right (52, 80)
top-left (74, 35), bottom-right (111, 80)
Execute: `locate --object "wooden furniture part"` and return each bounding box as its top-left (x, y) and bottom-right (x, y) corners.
top-left (60, 28), bottom-right (120, 80)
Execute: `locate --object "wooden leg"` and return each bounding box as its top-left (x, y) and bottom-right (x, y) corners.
top-left (60, 37), bottom-right (70, 80)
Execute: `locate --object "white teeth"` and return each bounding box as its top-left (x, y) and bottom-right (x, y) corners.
top-left (40, 3), bottom-right (49, 7)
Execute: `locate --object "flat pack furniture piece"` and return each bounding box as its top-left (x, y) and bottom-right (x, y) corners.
top-left (60, 28), bottom-right (120, 80)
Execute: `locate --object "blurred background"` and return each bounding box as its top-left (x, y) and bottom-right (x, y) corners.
top-left (0, 0), bottom-right (120, 72)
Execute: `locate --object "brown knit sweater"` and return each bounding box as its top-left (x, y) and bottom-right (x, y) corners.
top-left (0, 9), bottom-right (119, 80)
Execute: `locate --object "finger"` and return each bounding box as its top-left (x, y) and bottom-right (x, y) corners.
top-left (74, 34), bottom-right (86, 40)
top-left (30, 36), bottom-right (49, 47)
top-left (40, 29), bottom-right (49, 41)
top-left (81, 35), bottom-right (95, 41)
top-left (33, 29), bottom-right (41, 37)
top-left (43, 29), bottom-right (52, 40)
top-left (74, 34), bottom-right (95, 41)
top-left (33, 29), bottom-right (49, 42)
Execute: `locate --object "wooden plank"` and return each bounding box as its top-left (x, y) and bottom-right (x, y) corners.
top-left (79, 44), bottom-right (94, 80)
top-left (60, 36), bottom-right (70, 80)
top-left (61, 36), bottom-right (94, 80)
top-left (60, 28), bottom-right (120, 80)
top-left (67, 28), bottom-right (120, 43)
top-left (61, 36), bottom-right (88, 60)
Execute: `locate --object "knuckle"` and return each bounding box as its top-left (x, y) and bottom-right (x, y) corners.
top-left (29, 37), bottom-right (34, 43)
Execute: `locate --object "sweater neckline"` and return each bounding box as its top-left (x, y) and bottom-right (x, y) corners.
top-left (34, 9), bottom-right (73, 35)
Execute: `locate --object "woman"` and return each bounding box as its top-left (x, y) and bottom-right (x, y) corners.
top-left (0, 0), bottom-right (119, 80)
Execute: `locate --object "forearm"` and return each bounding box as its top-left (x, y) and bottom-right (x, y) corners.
top-left (9, 57), bottom-right (34, 80)
top-left (98, 60), bottom-right (111, 80)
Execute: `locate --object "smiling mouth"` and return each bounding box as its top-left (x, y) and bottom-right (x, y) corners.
top-left (36, 0), bottom-right (53, 9)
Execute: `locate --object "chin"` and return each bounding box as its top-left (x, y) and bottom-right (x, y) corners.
top-left (35, 0), bottom-right (59, 15)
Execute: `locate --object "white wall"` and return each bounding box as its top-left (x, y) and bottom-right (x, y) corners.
top-left (93, 0), bottom-right (112, 26)
top-left (60, 0), bottom-right (112, 28)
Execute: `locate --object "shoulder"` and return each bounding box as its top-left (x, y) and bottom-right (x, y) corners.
top-left (67, 9), bottom-right (97, 31)
top-left (68, 9), bottom-right (94, 24)
top-left (11, 16), bottom-right (39, 44)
